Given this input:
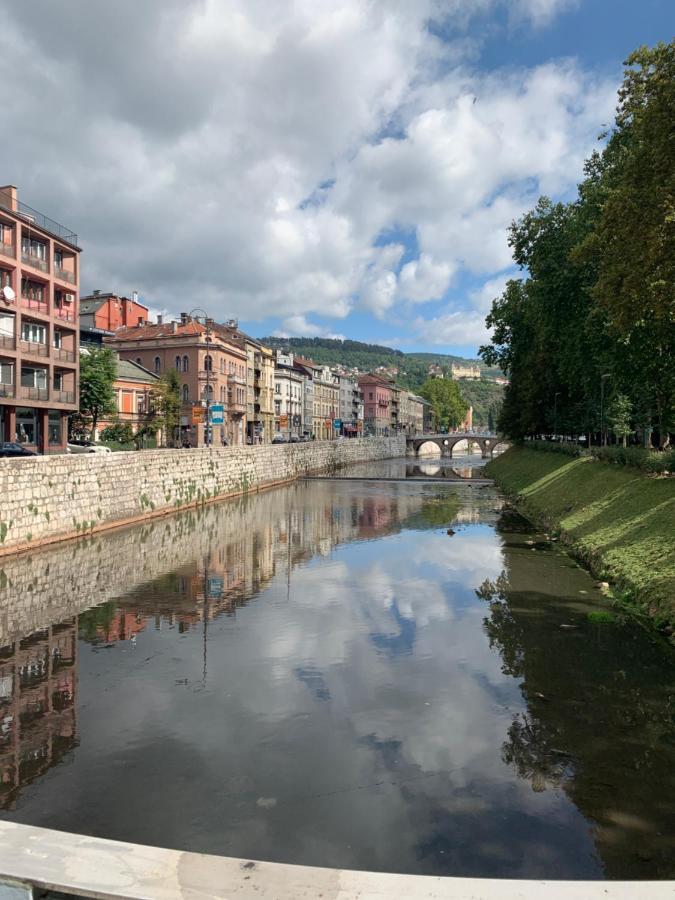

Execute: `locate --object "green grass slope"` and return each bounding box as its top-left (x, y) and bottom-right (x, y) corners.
top-left (487, 448), bottom-right (675, 631)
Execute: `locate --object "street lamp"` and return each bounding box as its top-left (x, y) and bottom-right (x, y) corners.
top-left (600, 374), bottom-right (611, 447)
top-left (188, 308), bottom-right (212, 448)
top-left (553, 392), bottom-right (561, 442)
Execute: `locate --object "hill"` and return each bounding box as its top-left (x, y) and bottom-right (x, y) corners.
top-left (258, 336), bottom-right (504, 426)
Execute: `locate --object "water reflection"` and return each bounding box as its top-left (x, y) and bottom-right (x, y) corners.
top-left (322, 454), bottom-right (489, 481)
top-left (0, 480), bottom-right (674, 879)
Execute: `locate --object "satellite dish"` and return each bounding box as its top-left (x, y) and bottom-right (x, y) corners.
top-left (1, 286), bottom-right (15, 302)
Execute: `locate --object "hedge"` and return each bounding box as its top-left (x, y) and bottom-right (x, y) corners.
top-left (524, 440), bottom-right (674, 473)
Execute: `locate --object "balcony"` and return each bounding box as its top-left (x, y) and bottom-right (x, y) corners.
top-left (21, 252), bottom-right (49, 274)
top-left (20, 340), bottom-right (49, 358)
top-left (54, 390), bottom-right (75, 404)
top-left (0, 382), bottom-right (14, 398)
top-left (54, 306), bottom-right (75, 322)
top-left (21, 297), bottom-right (48, 315)
top-left (0, 334), bottom-right (15, 351)
top-left (0, 241), bottom-right (14, 259)
top-left (54, 266), bottom-right (76, 285)
top-left (228, 373), bottom-right (246, 386)
top-left (20, 386), bottom-right (49, 401)
top-left (228, 398), bottom-right (246, 414)
top-left (53, 346), bottom-right (76, 363)
top-left (198, 369), bottom-right (215, 380)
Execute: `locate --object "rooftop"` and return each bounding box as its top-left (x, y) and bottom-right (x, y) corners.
top-left (0, 185), bottom-right (78, 247)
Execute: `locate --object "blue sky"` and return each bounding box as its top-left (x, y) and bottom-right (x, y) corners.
top-left (2, 1), bottom-right (672, 358)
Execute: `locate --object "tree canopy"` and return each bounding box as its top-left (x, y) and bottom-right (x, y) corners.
top-left (78, 347), bottom-right (117, 438)
top-left (419, 378), bottom-right (467, 431)
top-left (480, 41), bottom-right (674, 447)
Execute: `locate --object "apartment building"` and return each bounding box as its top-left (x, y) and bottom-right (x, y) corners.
top-left (337, 376), bottom-right (363, 436)
top-left (80, 291), bottom-right (149, 347)
top-left (0, 185), bottom-right (80, 453)
top-left (358, 374), bottom-right (392, 435)
top-left (106, 315), bottom-right (247, 446)
top-left (274, 351), bottom-right (304, 438)
top-left (313, 364), bottom-right (339, 440)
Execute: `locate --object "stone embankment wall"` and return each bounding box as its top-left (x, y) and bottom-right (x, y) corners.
top-left (0, 437), bottom-right (405, 555)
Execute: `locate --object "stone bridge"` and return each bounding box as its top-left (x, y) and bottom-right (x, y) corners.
top-left (406, 433), bottom-right (509, 458)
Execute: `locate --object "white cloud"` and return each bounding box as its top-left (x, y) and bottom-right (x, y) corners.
top-left (0, 0), bottom-right (612, 348)
top-left (276, 315), bottom-right (345, 340)
top-left (413, 310), bottom-right (491, 347)
top-left (469, 272), bottom-right (516, 312)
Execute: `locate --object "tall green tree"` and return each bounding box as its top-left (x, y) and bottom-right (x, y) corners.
top-left (150, 369), bottom-right (181, 447)
top-left (78, 347), bottom-right (117, 439)
top-left (419, 378), bottom-right (467, 431)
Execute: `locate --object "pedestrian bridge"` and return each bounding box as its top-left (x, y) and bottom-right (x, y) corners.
top-left (406, 432), bottom-right (509, 458)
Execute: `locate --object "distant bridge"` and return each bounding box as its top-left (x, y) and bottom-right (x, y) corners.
top-left (406, 433), bottom-right (509, 458)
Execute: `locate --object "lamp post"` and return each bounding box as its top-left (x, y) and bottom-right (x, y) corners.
top-left (188, 308), bottom-right (212, 448)
top-left (553, 392), bottom-right (561, 442)
top-left (600, 374), bottom-right (611, 447)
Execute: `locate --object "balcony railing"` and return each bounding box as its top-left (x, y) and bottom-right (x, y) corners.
top-left (54, 306), bottom-right (75, 322)
top-left (198, 369), bottom-right (215, 380)
top-left (228, 373), bottom-right (246, 385)
top-left (0, 241), bottom-right (14, 259)
top-left (54, 266), bottom-right (76, 284)
top-left (0, 334), bottom-right (15, 350)
top-left (21, 252), bottom-right (49, 273)
top-left (20, 340), bottom-right (49, 358)
top-left (0, 195), bottom-right (78, 244)
top-left (54, 390), bottom-right (75, 404)
top-left (21, 297), bottom-right (48, 315)
top-left (0, 383), bottom-right (14, 398)
top-left (53, 346), bottom-right (76, 363)
top-left (20, 385), bottom-right (49, 401)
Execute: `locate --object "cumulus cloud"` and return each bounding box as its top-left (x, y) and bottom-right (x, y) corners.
top-left (413, 310), bottom-right (491, 347)
top-left (0, 0), bottom-right (613, 344)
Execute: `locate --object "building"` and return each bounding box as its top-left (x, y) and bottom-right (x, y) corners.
top-left (358, 374), bottom-right (392, 436)
top-left (422, 399), bottom-right (433, 433)
top-left (451, 363), bottom-right (481, 380)
top-left (292, 358), bottom-right (315, 438)
top-left (337, 375), bottom-right (363, 436)
top-left (314, 365), bottom-right (339, 440)
top-left (79, 291), bottom-right (149, 347)
top-left (274, 351), bottom-right (303, 438)
top-left (95, 356), bottom-right (159, 439)
top-left (0, 184), bottom-right (81, 453)
top-left (399, 391), bottom-right (425, 435)
top-left (106, 315), bottom-right (247, 447)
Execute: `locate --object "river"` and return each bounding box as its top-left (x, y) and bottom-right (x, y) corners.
top-left (1, 456), bottom-right (674, 879)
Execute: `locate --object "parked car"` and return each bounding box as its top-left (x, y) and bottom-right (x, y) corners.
top-left (67, 440), bottom-right (112, 454)
top-left (0, 442), bottom-right (37, 458)
top-left (299, 434), bottom-right (311, 442)
top-left (271, 434), bottom-right (287, 444)
top-left (288, 434), bottom-right (301, 443)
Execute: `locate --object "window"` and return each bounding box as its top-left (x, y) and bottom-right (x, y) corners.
top-left (182, 384), bottom-right (189, 403)
top-left (0, 312), bottom-right (14, 339)
top-left (154, 356), bottom-right (161, 374)
top-left (137, 393), bottom-right (147, 414)
top-left (275, 384), bottom-right (280, 394)
top-left (0, 269), bottom-right (11, 288)
top-left (54, 249), bottom-right (63, 268)
top-left (0, 223), bottom-right (13, 245)
top-left (274, 401), bottom-right (281, 415)
top-left (53, 329), bottom-right (62, 349)
top-left (53, 371), bottom-right (64, 390)
top-left (202, 384), bottom-right (214, 401)
top-left (21, 367), bottom-right (47, 389)
top-left (220, 359), bottom-right (225, 374)
top-left (21, 236), bottom-right (46, 261)
top-left (182, 355), bottom-right (189, 373)
top-left (204, 354), bottom-right (213, 372)
top-left (21, 321), bottom-right (46, 344)
top-left (48, 411), bottom-right (62, 444)
top-left (175, 355), bottom-right (181, 370)
top-left (0, 360), bottom-right (13, 385)
top-left (16, 407), bottom-right (38, 444)
top-left (369, 392), bottom-right (373, 400)
top-left (21, 280), bottom-right (45, 302)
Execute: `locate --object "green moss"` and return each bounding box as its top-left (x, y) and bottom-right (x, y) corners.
top-left (0, 522), bottom-right (8, 543)
top-left (487, 448), bottom-right (675, 631)
top-left (587, 610), bottom-right (617, 624)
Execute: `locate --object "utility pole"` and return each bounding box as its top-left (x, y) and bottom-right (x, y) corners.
top-left (188, 307), bottom-right (212, 448)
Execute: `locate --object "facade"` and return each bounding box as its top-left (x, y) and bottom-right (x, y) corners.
top-left (422, 399), bottom-right (433, 433)
top-left (293, 359), bottom-right (315, 438)
top-left (399, 391), bottom-right (425, 435)
top-left (106, 316), bottom-right (247, 447)
top-left (451, 363), bottom-right (481, 380)
top-left (0, 185), bottom-right (80, 453)
top-left (358, 375), bottom-right (392, 436)
top-left (95, 356), bottom-right (159, 439)
top-left (313, 365), bottom-right (339, 441)
top-left (79, 291), bottom-right (149, 347)
top-left (274, 351), bottom-right (303, 437)
top-left (337, 376), bottom-right (363, 436)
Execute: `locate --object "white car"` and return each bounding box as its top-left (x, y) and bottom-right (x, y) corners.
top-left (67, 441), bottom-right (112, 454)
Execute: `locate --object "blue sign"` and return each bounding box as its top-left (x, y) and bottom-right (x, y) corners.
top-left (333, 418), bottom-right (342, 429)
top-left (210, 404), bottom-right (224, 425)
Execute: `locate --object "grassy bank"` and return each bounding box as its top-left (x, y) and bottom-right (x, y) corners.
top-left (486, 447), bottom-right (675, 632)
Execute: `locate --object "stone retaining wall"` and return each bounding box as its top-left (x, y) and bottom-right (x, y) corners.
top-left (0, 437), bottom-right (405, 554)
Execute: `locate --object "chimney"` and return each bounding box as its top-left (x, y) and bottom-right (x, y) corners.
top-left (171, 321), bottom-right (178, 333)
top-left (180, 312), bottom-right (188, 325)
top-left (132, 290), bottom-right (139, 303)
top-left (157, 314), bottom-right (163, 325)
top-left (0, 185), bottom-right (18, 212)
top-left (93, 289), bottom-right (100, 297)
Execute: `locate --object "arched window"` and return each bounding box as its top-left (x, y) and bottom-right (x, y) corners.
top-left (154, 356), bottom-right (161, 374)
top-left (204, 354), bottom-right (213, 372)
top-left (182, 384), bottom-right (189, 403)
top-left (182, 355), bottom-right (189, 373)
top-left (175, 356), bottom-right (181, 371)
top-left (220, 386), bottom-right (226, 402)
top-left (202, 384), bottom-right (214, 401)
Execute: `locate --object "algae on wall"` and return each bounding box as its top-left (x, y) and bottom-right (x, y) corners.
top-left (486, 448), bottom-right (675, 632)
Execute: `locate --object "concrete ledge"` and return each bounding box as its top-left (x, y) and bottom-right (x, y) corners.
top-left (0, 822), bottom-right (672, 900)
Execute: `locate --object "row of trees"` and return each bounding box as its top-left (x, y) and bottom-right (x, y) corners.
top-left (419, 377), bottom-right (467, 431)
top-left (73, 347), bottom-right (182, 446)
top-left (480, 42), bottom-right (673, 447)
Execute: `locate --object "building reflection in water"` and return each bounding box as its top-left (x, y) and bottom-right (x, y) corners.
top-left (0, 619), bottom-right (78, 810)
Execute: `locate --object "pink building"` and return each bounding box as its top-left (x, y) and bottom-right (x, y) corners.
top-left (358, 374), bottom-right (392, 436)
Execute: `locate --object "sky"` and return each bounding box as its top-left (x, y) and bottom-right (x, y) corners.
top-left (1, 0), bottom-right (671, 357)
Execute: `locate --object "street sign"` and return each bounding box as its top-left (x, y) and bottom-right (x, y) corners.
top-left (191, 406), bottom-right (205, 424)
top-left (211, 404), bottom-right (224, 425)
top-left (333, 418), bottom-right (342, 429)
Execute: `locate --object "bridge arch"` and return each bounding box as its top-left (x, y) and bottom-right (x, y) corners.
top-left (415, 439), bottom-right (442, 457)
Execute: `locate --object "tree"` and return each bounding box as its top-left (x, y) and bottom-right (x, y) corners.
top-left (419, 378), bottom-right (467, 431)
top-left (607, 394), bottom-right (633, 447)
top-left (78, 347), bottom-right (117, 439)
top-left (100, 421), bottom-right (134, 445)
top-left (150, 369), bottom-right (181, 447)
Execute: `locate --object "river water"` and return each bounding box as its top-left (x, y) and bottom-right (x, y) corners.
top-left (1, 456), bottom-right (674, 879)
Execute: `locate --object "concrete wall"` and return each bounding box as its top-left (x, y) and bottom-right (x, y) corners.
top-left (0, 437), bottom-right (405, 554)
